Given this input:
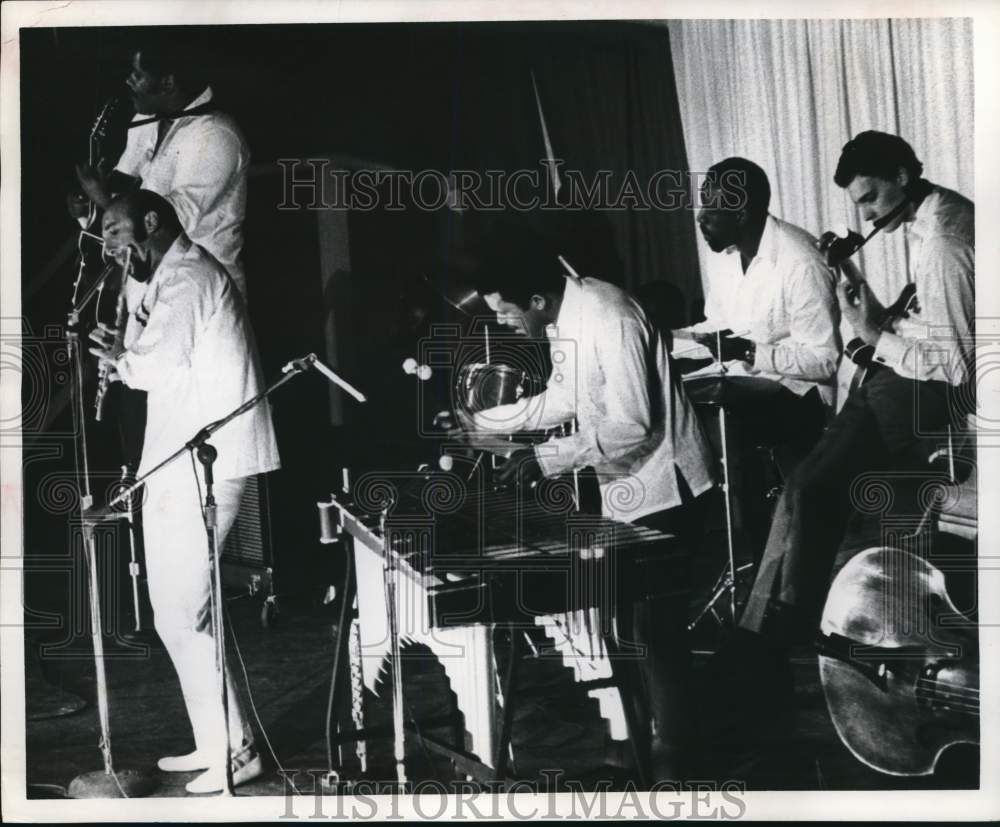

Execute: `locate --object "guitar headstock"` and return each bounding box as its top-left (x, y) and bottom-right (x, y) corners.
top-left (87, 95), bottom-right (133, 169)
top-left (90, 96), bottom-right (130, 141)
top-left (817, 228), bottom-right (865, 271)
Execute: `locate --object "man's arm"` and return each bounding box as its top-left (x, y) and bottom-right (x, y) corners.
top-left (112, 274), bottom-right (209, 391)
top-left (70, 168), bottom-right (139, 216)
top-left (872, 236), bottom-right (974, 386)
top-left (753, 260), bottom-right (841, 382)
top-left (536, 313), bottom-right (655, 478)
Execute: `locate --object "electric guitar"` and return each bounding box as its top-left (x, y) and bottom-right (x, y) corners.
top-left (818, 199), bottom-right (919, 393)
top-left (839, 263), bottom-right (919, 392)
top-left (73, 94), bottom-right (132, 231)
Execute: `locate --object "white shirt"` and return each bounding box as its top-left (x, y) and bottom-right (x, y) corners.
top-left (115, 235), bottom-right (280, 482)
top-left (872, 185), bottom-right (975, 387)
top-left (474, 277), bottom-right (716, 523)
top-left (116, 87), bottom-right (250, 298)
top-left (687, 215), bottom-right (841, 405)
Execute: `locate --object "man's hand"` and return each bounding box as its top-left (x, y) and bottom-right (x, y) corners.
top-left (493, 447), bottom-right (544, 488)
top-left (838, 278), bottom-right (882, 345)
top-left (435, 408), bottom-right (519, 457)
top-left (88, 323), bottom-right (124, 376)
top-left (698, 333), bottom-right (755, 363)
top-left (75, 162), bottom-right (112, 210)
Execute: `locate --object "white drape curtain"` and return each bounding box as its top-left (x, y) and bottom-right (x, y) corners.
top-left (668, 19), bottom-right (974, 403)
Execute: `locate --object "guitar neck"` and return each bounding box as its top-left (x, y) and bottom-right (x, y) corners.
top-left (878, 283), bottom-right (918, 330)
top-left (840, 260), bottom-right (917, 332)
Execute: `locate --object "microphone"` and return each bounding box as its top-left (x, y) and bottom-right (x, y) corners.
top-left (282, 353), bottom-right (367, 403)
top-left (282, 354), bottom-right (314, 375)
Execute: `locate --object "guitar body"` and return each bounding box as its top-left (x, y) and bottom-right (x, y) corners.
top-left (843, 282), bottom-right (919, 394)
top-left (819, 547), bottom-right (978, 776)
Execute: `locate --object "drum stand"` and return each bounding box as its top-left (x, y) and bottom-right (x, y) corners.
top-left (690, 403), bottom-right (739, 630)
top-left (686, 372), bottom-right (796, 634)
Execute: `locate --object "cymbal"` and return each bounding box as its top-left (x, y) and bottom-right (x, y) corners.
top-left (685, 374), bottom-right (785, 407)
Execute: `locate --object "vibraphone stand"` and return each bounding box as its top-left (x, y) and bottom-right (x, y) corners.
top-left (320, 498), bottom-right (502, 788)
top-left (488, 621), bottom-right (653, 788)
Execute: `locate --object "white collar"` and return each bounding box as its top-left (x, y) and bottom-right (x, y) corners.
top-left (721, 214), bottom-right (778, 267)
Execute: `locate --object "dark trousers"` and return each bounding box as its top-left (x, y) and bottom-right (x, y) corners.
top-left (616, 478), bottom-right (707, 768)
top-left (739, 370), bottom-right (954, 633)
top-left (733, 386), bottom-right (827, 557)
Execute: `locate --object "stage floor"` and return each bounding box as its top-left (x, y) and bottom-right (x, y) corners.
top-left (23, 549), bottom-right (978, 800)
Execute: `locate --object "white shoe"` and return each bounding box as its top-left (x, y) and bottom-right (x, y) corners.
top-left (157, 751), bottom-right (211, 773)
top-left (184, 748), bottom-right (263, 794)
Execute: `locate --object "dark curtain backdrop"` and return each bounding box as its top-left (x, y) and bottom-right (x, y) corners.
top-left (22, 22), bottom-right (699, 316)
top-left (19, 21), bottom-right (700, 608)
top-left (438, 23), bottom-right (703, 315)
top-left (532, 25), bottom-right (701, 313)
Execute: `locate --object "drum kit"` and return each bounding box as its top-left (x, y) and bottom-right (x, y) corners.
top-left (683, 371), bottom-right (784, 629)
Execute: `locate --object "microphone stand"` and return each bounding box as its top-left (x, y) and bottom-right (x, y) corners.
top-left (96, 361), bottom-right (306, 798)
top-left (66, 240), bottom-right (153, 798)
top-left (105, 361), bottom-right (308, 511)
top-left (94, 354), bottom-right (364, 796)
top-left (195, 440), bottom-right (235, 796)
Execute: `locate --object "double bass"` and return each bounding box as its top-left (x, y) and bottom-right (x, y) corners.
top-left (818, 547), bottom-right (979, 776)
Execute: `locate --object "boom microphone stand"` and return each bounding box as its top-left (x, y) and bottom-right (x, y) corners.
top-left (97, 353), bottom-right (365, 796)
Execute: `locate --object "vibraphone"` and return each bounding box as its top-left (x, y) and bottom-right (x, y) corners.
top-left (319, 461), bottom-right (683, 783)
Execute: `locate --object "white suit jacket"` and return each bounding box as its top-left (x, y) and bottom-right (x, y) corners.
top-left (116, 87), bottom-right (249, 298)
top-left (116, 235), bottom-right (280, 483)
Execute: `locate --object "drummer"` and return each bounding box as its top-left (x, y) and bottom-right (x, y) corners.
top-left (461, 218), bottom-right (716, 781)
top-left (676, 157), bottom-right (840, 475)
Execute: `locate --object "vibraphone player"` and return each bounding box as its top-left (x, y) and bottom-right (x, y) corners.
top-left (460, 220), bottom-right (716, 780)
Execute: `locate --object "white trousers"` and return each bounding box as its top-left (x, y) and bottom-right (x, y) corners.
top-left (142, 461), bottom-right (251, 761)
